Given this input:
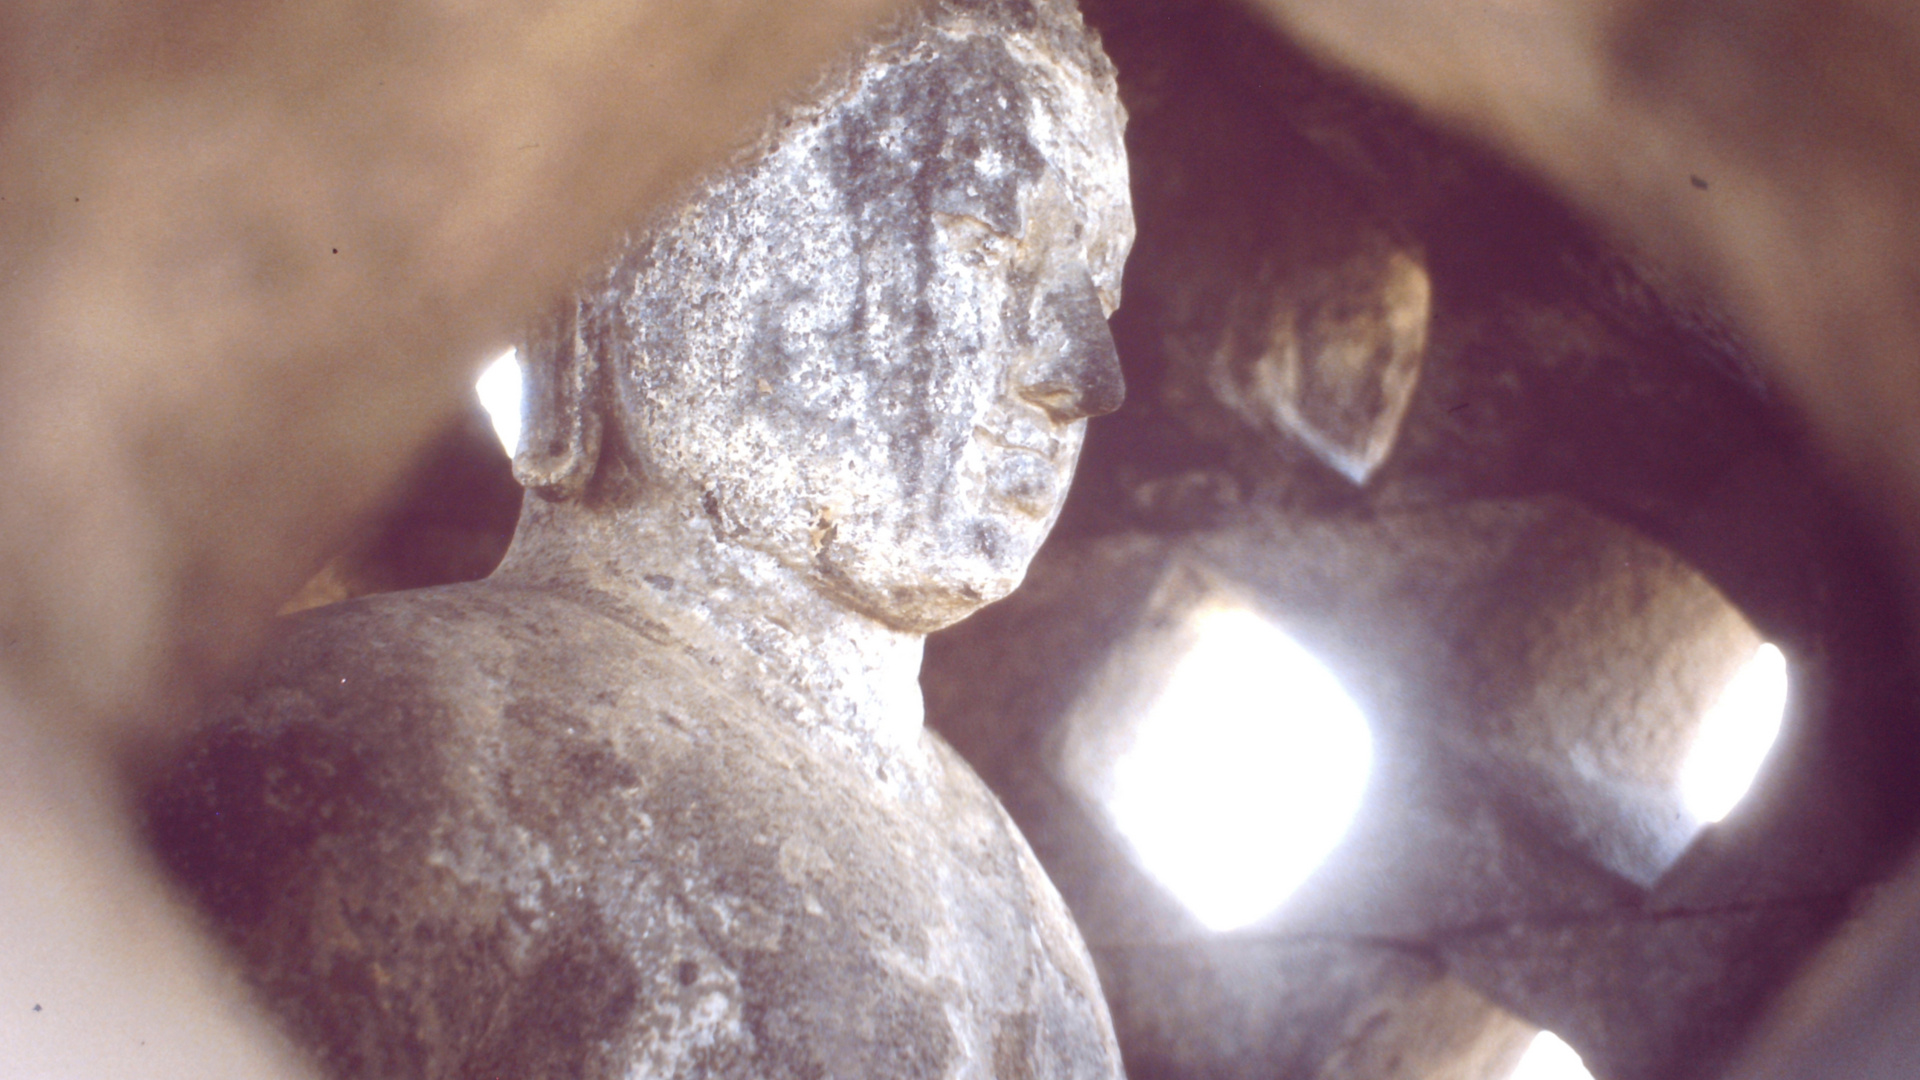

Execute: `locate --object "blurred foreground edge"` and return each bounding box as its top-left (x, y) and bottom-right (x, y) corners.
top-left (0, 2), bottom-right (897, 1076)
top-left (6, 0), bottom-right (1920, 1076)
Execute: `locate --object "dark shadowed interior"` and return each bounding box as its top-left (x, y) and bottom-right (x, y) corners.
top-left (238, 1), bottom-right (1920, 1077)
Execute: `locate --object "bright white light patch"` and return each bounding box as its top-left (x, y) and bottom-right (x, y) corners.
top-left (475, 348), bottom-right (522, 457)
top-left (1106, 606), bottom-right (1372, 931)
top-left (1680, 643), bottom-right (1789, 823)
top-left (1508, 1032), bottom-right (1594, 1080)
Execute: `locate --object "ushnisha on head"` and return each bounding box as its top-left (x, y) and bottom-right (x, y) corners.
top-left (513, 0), bottom-right (1133, 634)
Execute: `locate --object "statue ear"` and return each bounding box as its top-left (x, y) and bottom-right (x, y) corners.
top-left (512, 299), bottom-right (603, 502)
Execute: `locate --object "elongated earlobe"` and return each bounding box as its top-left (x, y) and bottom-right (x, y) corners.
top-left (513, 299), bottom-right (602, 501)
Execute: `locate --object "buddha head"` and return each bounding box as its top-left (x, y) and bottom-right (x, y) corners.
top-left (515, 0), bottom-right (1132, 633)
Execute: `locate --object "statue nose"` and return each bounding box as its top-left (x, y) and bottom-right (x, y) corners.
top-left (1014, 269), bottom-right (1126, 422)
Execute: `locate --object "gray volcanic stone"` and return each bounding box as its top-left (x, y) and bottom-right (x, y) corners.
top-left (923, 497), bottom-right (1775, 1079)
top-left (144, 1), bottom-right (1135, 1077)
top-left (1182, 231), bottom-right (1431, 486)
top-left (151, 585), bottom-right (1115, 1079)
top-left (1092, 940), bottom-right (1530, 1080)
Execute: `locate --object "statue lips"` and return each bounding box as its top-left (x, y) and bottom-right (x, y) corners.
top-left (974, 420), bottom-right (1072, 519)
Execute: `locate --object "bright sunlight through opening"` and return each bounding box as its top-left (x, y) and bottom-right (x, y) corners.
top-left (1106, 605), bottom-right (1372, 931)
top-left (1508, 1031), bottom-right (1595, 1080)
top-left (1680, 643), bottom-right (1789, 823)
top-left (476, 348), bottom-right (522, 457)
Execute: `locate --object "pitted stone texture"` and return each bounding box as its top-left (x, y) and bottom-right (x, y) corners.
top-left (145, 2), bottom-right (1135, 1077)
top-left (1440, 899), bottom-right (1851, 1080)
top-left (577, 0), bottom-right (1132, 635)
top-left (921, 496), bottom-right (1809, 1080)
top-left (1093, 942), bottom-right (1529, 1080)
top-left (151, 584), bottom-right (1120, 1080)
top-left (930, 499), bottom-right (1754, 938)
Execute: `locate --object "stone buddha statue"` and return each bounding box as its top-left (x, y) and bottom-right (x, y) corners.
top-left (144, 0), bottom-right (1133, 1077)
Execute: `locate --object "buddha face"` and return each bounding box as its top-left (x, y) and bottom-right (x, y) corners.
top-left (607, 27), bottom-right (1132, 632)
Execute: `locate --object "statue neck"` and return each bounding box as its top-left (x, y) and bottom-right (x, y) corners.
top-left (491, 493), bottom-right (932, 786)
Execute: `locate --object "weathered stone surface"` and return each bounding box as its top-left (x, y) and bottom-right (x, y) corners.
top-left (2, 0), bottom-right (907, 1071)
top-left (925, 504), bottom-right (1639, 1078)
top-left (1181, 231), bottom-right (1430, 485)
top-left (13, 0), bottom-right (1920, 1073)
top-left (1090, 941), bottom-right (1529, 1080)
top-left (1314, 977), bottom-right (1534, 1080)
top-left (1411, 503), bottom-right (1758, 886)
top-left (145, 2), bottom-right (1134, 1076)
top-left (929, 482), bottom-right (1888, 1079)
top-left (928, 494), bottom-right (1830, 1079)
top-left (929, 498), bottom-right (1756, 940)
top-left (921, 6), bottom-right (1920, 1077)
top-left (151, 586), bottom-right (1116, 1078)
top-left (125, 3), bottom-right (1920, 1079)
top-left (545, 2), bottom-right (1130, 636)
top-left (1441, 899), bottom-right (1850, 1080)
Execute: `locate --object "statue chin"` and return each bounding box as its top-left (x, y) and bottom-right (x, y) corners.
top-left (813, 515), bottom-right (1057, 634)
top-left (140, 1), bottom-right (1134, 1077)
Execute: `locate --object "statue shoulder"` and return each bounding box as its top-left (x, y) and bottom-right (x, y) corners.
top-left (211, 580), bottom-right (705, 731)
top-left (142, 579), bottom-right (766, 1077)
top-left (154, 581), bottom-right (735, 855)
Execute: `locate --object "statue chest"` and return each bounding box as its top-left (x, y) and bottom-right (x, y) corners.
top-left (147, 607), bottom-right (1119, 1080)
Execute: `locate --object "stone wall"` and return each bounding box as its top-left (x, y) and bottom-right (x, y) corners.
top-left (265, 2), bottom-right (1920, 1077)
